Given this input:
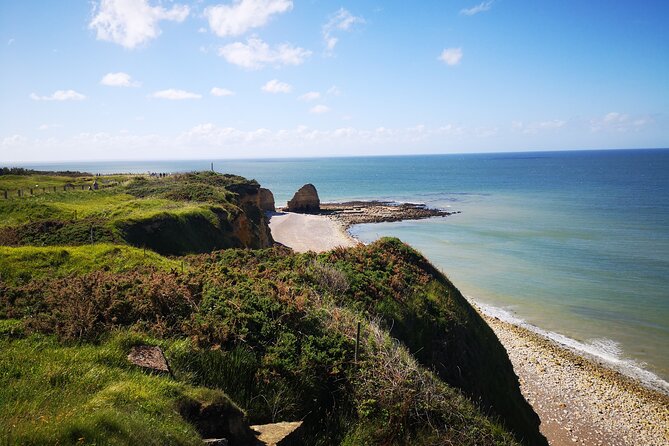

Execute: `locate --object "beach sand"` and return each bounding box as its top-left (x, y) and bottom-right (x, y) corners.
top-left (269, 211), bottom-right (669, 446)
top-left (268, 211), bottom-right (359, 253)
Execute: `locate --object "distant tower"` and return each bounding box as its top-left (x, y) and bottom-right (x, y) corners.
top-left (211, 162), bottom-right (214, 172)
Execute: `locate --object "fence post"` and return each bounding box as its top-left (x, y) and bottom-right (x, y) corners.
top-left (17, 189), bottom-right (21, 197)
top-left (29, 188), bottom-right (33, 195)
top-left (354, 321), bottom-right (361, 365)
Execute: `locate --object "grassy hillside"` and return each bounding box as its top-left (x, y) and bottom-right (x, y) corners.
top-left (0, 238), bottom-right (544, 445)
top-left (0, 172), bottom-right (273, 254)
top-left (0, 244), bottom-right (181, 285)
top-left (0, 169), bottom-right (545, 445)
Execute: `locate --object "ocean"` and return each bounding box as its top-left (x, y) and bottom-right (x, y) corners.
top-left (15, 149), bottom-right (669, 392)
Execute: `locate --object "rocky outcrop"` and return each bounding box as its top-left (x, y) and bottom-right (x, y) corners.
top-left (258, 188), bottom-right (276, 212)
top-left (127, 345), bottom-right (171, 375)
top-left (287, 184), bottom-right (320, 213)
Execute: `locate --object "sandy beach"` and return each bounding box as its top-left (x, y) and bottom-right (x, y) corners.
top-left (268, 211), bottom-right (359, 253)
top-left (270, 210), bottom-right (669, 446)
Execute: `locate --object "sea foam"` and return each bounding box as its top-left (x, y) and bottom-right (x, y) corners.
top-left (472, 298), bottom-right (669, 395)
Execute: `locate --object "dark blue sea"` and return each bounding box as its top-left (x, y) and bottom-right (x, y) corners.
top-left (15, 148), bottom-right (669, 391)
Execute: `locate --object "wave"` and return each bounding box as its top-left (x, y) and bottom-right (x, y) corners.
top-left (471, 298), bottom-right (669, 396)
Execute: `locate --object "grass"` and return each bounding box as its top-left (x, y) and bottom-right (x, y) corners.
top-left (0, 172), bottom-right (270, 255)
top-left (0, 331), bottom-right (242, 446)
top-left (0, 189), bottom-right (219, 229)
top-left (0, 244), bottom-right (181, 285)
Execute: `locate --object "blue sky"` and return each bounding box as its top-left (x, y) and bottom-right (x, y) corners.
top-left (1, 0), bottom-right (668, 162)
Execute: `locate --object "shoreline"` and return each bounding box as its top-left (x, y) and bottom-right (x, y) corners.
top-left (480, 308), bottom-right (669, 446)
top-left (268, 205), bottom-right (669, 446)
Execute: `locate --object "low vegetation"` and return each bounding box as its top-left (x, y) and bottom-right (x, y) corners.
top-left (0, 170), bottom-right (545, 445)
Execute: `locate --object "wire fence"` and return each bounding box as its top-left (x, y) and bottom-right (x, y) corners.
top-left (1, 181), bottom-right (120, 200)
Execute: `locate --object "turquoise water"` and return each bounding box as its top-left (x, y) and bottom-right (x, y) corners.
top-left (17, 149), bottom-right (669, 389)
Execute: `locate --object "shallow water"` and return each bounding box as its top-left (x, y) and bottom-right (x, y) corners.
top-left (17, 149), bottom-right (669, 387)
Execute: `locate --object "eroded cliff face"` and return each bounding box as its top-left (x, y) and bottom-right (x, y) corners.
top-left (227, 183), bottom-right (274, 250)
top-left (119, 180), bottom-right (274, 255)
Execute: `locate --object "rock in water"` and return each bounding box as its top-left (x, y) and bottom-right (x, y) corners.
top-left (287, 184), bottom-right (320, 213)
top-left (259, 188), bottom-right (276, 212)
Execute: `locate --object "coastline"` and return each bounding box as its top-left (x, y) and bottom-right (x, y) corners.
top-left (481, 310), bottom-right (669, 446)
top-left (269, 205), bottom-right (669, 446)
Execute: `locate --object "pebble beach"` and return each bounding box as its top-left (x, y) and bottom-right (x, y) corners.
top-left (482, 312), bottom-right (669, 446)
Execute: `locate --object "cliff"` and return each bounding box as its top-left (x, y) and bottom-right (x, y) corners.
top-left (0, 171), bottom-right (274, 255)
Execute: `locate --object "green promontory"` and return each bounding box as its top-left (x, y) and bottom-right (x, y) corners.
top-left (0, 170), bottom-right (546, 445)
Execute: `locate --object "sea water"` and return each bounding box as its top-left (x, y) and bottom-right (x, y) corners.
top-left (17, 149), bottom-right (669, 391)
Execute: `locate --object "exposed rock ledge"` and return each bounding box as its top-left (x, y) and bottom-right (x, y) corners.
top-left (315, 200), bottom-right (459, 227)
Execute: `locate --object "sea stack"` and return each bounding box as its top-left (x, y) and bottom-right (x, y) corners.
top-left (287, 184), bottom-right (320, 213)
top-left (258, 188), bottom-right (276, 212)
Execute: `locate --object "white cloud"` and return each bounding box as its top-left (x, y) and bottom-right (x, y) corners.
top-left (590, 112), bottom-right (651, 132)
top-left (439, 48), bottom-right (463, 66)
top-left (205, 0), bottom-right (292, 37)
top-left (38, 124), bottom-right (62, 131)
top-left (30, 90), bottom-right (86, 101)
top-left (261, 79), bottom-right (292, 93)
top-left (322, 8), bottom-right (365, 52)
top-left (7, 38), bottom-right (14, 46)
top-left (310, 105), bottom-right (330, 114)
top-left (460, 1), bottom-right (494, 16)
top-left (211, 87), bottom-right (235, 97)
top-left (89, 0), bottom-right (189, 49)
top-left (151, 89), bottom-right (201, 100)
top-left (100, 72), bottom-right (140, 87)
top-left (299, 91), bottom-right (320, 102)
top-left (326, 85), bottom-right (341, 96)
top-left (218, 37), bottom-right (311, 69)
top-left (512, 119), bottom-right (566, 134)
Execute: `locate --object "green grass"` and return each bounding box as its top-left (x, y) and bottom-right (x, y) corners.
top-left (0, 174), bottom-right (131, 191)
top-left (0, 244), bottom-right (181, 285)
top-left (0, 331), bottom-right (240, 446)
top-left (0, 172), bottom-right (270, 255)
top-left (0, 189), bottom-right (220, 229)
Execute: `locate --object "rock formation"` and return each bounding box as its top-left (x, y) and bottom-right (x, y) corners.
top-left (258, 188), bottom-right (276, 212)
top-left (287, 184), bottom-right (320, 213)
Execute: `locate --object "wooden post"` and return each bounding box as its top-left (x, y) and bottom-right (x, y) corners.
top-left (29, 188), bottom-right (33, 195)
top-left (354, 321), bottom-right (361, 365)
top-left (3, 190), bottom-right (7, 199)
top-left (53, 186), bottom-right (56, 192)
top-left (17, 189), bottom-right (21, 197)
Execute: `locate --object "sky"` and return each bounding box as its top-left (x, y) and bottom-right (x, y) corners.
top-left (0, 0), bottom-right (668, 162)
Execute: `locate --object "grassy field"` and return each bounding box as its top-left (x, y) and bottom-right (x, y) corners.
top-left (0, 244), bottom-right (182, 285)
top-left (0, 330), bottom-right (245, 446)
top-left (0, 172), bottom-right (270, 255)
